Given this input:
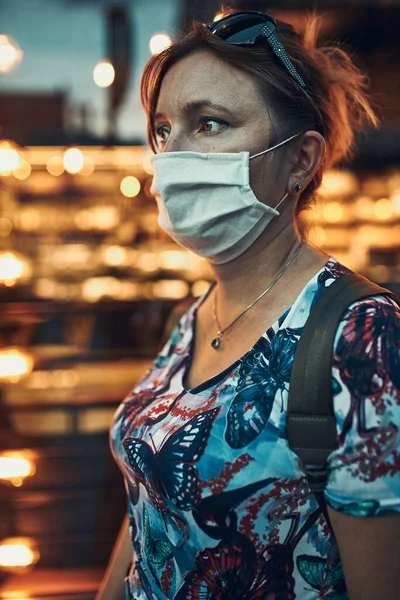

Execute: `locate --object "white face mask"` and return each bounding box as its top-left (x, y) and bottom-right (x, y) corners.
top-left (150, 133), bottom-right (300, 265)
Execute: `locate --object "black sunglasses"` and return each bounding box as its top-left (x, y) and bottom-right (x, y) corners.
top-left (206, 11), bottom-right (307, 89)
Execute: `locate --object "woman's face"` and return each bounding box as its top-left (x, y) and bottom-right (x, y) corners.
top-left (153, 49), bottom-right (294, 206)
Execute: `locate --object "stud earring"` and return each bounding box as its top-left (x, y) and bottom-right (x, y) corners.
top-left (292, 181), bottom-right (301, 193)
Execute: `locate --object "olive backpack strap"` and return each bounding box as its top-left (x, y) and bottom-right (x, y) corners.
top-left (287, 273), bottom-right (397, 522)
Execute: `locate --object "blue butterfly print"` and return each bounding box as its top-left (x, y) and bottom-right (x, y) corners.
top-left (123, 408), bottom-right (219, 515)
top-left (296, 554), bottom-right (347, 599)
top-left (226, 328), bottom-right (300, 448)
top-left (142, 504), bottom-right (173, 576)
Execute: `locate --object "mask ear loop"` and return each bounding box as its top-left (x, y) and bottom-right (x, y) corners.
top-left (249, 132), bottom-right (301, 160)
top-left (274, 191), bottom-right (289, 212)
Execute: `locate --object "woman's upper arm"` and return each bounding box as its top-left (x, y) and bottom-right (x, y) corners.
top-left (327, 508), bottom-right (400, 600)
top-left (324, 294), bottom-right (400, 598)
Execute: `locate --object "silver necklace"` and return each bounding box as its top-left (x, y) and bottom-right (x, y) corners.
top-left (211, 243), bottom-right (302, 350)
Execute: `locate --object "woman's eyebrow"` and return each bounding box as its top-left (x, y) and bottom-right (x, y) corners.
top-left (154, 100), bottom-right (234, 121)
top-left (183, 100), bottom-right (234, 116)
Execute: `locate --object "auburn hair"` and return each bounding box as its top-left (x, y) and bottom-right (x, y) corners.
top-left (140, 8), bottom-right (378, 209)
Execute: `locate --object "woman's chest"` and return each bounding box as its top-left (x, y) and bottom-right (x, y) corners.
top-left (111, 348), bottom-right (302, 509)
top-left (185, 306), bottom-right (289, 391)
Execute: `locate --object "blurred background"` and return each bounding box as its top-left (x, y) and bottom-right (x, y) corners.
top-left (0, 0), bottom-right (399, 599)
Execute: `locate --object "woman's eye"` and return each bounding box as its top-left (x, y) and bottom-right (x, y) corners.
top-left (198, 117), bottom-right (228, 135)
top-left (155, 125), bottom-right (170, 146)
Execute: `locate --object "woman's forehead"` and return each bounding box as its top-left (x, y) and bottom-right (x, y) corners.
top-left (155, 50), bottom-right (267, 117)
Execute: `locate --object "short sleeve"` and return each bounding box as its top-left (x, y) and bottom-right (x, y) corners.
top-left (325, 294), bottom-right (400, 517)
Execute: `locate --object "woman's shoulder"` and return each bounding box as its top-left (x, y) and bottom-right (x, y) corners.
top-left (324, 263), bottom-right (400, 517)
top-left (310, 256), bottom-right (399, 317)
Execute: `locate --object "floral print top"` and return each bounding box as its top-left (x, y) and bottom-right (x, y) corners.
top-left (110, 258), bottom-right (400, 600)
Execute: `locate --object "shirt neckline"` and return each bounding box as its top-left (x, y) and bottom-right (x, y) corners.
top-left (181, 256), bottom-right (336, 395)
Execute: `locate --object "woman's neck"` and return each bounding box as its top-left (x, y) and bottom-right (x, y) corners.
top-left (211, 221), bottom-right (301, 309)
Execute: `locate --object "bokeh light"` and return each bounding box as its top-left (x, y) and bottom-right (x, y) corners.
top-left (322, 201), bottom-right (344, 223)
top-left (47, 156), bottom-right (65, 176)
top-left (354, 196), bottom-right (374, 221)
top-left (391, 190), bottom-right (400, 214)
top-left (0, 252), bottom-right (24, 283)
top-left (0, 34), bottom-right (23, 73)
top-left (152, 279), bottom-right (189, 299)
top-left (103, 246), bottom-right (128, 266)
top-left (0, 538), bottom-right (39, 568)
top-left (373, 197), bottom-right (394, 221)
top-left (80, 156), bottom-right (95, 176)
top-left (93, 60), bottom-right (115, 87)
top-left (0, 218), bottom-right (12, 237)
top-left (149, 33), bottom-right (171, 55)
top-left (13, 160), bottom-right (31, 181)
top-left (63, 148), bottom-right (85, 174)
top-left (319, 170), bottom-right (358, 198)
top-left (0, 452), bottom-right (36, 483)
top-left (0, 348), bottom-right (34, 380)
top-left (0, 141), bottom-right (22, 175)
top-left (120, 176), bottom-right (141, 198)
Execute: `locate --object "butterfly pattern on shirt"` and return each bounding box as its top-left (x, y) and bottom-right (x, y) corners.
top-left (110, 258), bottom-right (400, 600)
top-left (123, 408), bottom-right (220, 523)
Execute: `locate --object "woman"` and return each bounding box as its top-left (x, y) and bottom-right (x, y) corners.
top-left (107, 9), bottom-right (400, 600)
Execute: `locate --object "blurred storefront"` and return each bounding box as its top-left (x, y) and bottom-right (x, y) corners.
top-left (0, 0), bottom-right (399, 599)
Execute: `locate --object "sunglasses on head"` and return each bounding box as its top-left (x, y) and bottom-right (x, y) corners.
top-left (206, 11), bottom-right (307, 89)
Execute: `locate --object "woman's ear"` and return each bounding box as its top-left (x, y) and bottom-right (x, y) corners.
top-left (288, 131), bottom-right (325, 192)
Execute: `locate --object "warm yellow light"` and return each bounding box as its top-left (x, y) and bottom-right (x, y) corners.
top-left (82, 277), bottom-right (123, 302)
top-left (159, 250), bottom-right (188, 270)
top-left (93, 206), bottom-right (120, 229)
top-left (0, 251), bottom-right (24, 282)
top-left (63, 148), bottom-right (85, 174)
top-left (13, 160), bottom-right (31, 180)
top-left (0, 452), bottom-right (36, 481)
top-left (19, 209), bottom-right (41, 232)
top-left (74, 209), bottom-right (93, 230)
top-left (51, 244), bottom-right (92, 269)
top-left (120, 175), bottom-right (141, 198)
top-left (93, 60), bottom-right (115, 88)
top-left (47, 155), bottom-right (65, 176)
top-left (0, 218), bottom-right (12, 237)
top-left (387, 173), bottom-right (400, 193)
top-left (0, 142), bottom-right (22, 175)
top-left (152, 279), bottom-right (189, 299)
top-left (319, 170), bottom-right (358, 198)
top-left (26, 369), bottom-right (79, 390)
top-left (354, 196), bottom-right (374, 221)
top-left (373, 197), bottom-right (394, 221)
top-left (34, 278), bottom-right (57, 299)
top-left (0, 348), bottom-right (34, 380)
top-left (104, 245), bottom-right (128, 266)
top-left (0, 35), bottom-right (23, 73)
top-left (137, 252), bottom-right (159, 273)
top-left (0, 538), bottom-right (39, 568)
top-left (322, 201), bottom-right (344, 223)
top-left (80, 156), bottom-right (95, 176)
top-left (149, 33), bottom-right (171, 55)
top-left (391, 190), bottom-right (400, 215)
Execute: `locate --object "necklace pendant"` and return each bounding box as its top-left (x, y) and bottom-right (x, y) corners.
top-left (211, 336), bottom-right (221, 350)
